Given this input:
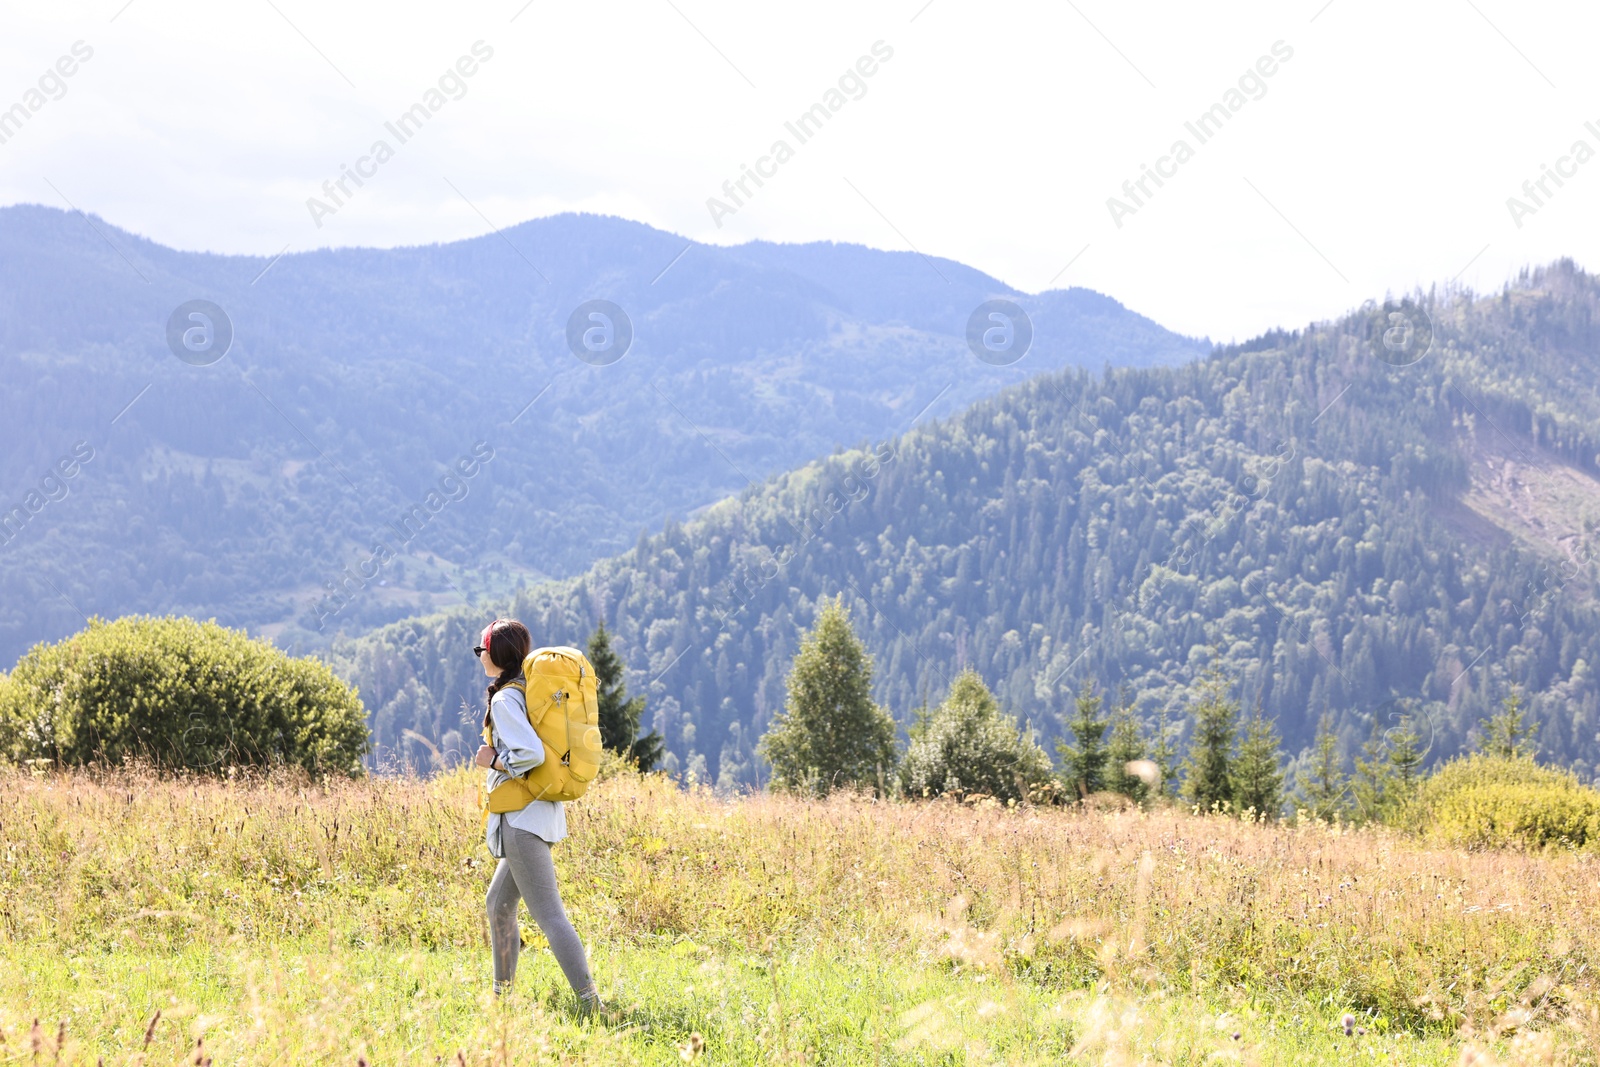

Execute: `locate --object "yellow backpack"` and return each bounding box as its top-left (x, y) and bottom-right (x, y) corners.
top-left (480, 646), bottom-right (604, 817)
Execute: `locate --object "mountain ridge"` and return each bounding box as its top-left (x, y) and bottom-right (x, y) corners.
top-left (0, 203), bottom-right (1207, 666)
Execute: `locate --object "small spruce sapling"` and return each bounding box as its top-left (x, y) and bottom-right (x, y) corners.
top-left (1181, 667), bottom-right (1239, 813)
top-left (1232, 699), bottom-right (1285, 821)
top-left (1057, 683), bottom-right (1110, 799)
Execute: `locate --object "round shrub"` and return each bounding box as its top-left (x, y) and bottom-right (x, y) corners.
top-left (899, 670), bottom-right (1055, 802)
top-left (5, 615), bottom-right (369, 776)
top-left (1411, 754), bottom-right (1600, 851)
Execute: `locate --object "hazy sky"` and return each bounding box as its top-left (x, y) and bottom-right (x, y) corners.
top-left (0, 0), bottom-right (1592, 341)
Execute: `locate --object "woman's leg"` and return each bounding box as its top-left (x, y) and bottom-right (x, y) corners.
top-left (485, 856), bottom-right (523, 992)
top-left (502, 826), bottom-right (598, 1002)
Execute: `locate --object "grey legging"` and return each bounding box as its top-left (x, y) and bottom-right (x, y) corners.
top-left (486, 825), bottom-right (596, 1000)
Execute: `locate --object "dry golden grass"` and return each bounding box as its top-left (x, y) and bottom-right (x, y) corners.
top-left (4, 763), bottom-right (1598, 1063)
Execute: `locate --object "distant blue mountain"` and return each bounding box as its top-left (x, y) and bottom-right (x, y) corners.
top-left (0, 204), bottom-right (1207, 664)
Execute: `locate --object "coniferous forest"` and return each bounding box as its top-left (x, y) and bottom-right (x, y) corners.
top-left (339, 261), bottom-right (1600, 789)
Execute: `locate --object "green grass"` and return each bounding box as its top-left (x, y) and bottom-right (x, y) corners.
top-left (6, 940), bottom-right (1474, 1065)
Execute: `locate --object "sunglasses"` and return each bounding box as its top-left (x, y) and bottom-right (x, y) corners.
top-left (473, 645), bottom-right (486, 657)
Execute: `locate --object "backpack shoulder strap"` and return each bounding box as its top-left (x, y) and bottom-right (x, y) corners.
top-left (487, 680), bottom-right (527, 730)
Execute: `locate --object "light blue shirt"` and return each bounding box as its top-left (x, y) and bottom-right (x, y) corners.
top-left (484, 679), bottom-right (567, 857)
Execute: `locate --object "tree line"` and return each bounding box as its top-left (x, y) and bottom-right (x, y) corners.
top-left (746, 596), bottom-right (1550, 825)
top-left (6, 610), bottom-right (1584, 852)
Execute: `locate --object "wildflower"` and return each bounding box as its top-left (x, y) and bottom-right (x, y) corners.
top-left (1341, 1013), bottom-right (1355, 1036)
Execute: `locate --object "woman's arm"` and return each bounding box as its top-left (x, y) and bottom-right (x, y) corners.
top-left (489, 689), bottom-right (547, 778)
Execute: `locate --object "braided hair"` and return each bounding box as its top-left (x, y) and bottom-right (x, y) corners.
top-left (481, 618), bottom-right (532, 728)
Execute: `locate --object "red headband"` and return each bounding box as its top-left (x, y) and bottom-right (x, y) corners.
top-left (480, 619), bottom-right (503, 653)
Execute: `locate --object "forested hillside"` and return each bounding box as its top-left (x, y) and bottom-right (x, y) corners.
top-left (339, 262), bottom-right (1600, 786)
top-left (0, 205), bottom-right (1205, 666)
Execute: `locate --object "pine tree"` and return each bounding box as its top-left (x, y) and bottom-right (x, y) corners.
top-left (1104, 688), bottom-right (1149, 802)
top-left (1376, 716), bottom-right (1427, 825)
top-left (1057, 683), bottom-right (1110, 799)
top-left (758, 596), bottom-right (898, 796)
top-left (1150, 700), bottom-right (1179, 799)
top-left (1181, 668), bottom-right (1239, 812)
top-left (1350, 716), bottom-right (1394, 825)
top-left (906, 678), bottom-right (934, 744)
top-left (587, 621), bottom-right (662, 772)
top-left (1387, 718), bottom-right (1424, 795)
top-left (1300, 712), bottom-right (1348, 822)
top-left (1232, 700), bottom-right (1284, 820)
top-left (1479, 687), bottom-right (1535, 759)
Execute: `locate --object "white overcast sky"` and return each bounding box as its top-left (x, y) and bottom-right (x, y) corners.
top-left (0, 0), bottom-right (1592, 342)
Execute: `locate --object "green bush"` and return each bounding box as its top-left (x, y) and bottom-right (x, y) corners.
top-left (899, 670), bottom-right (1055, 802)
top-left (3, 616), bottom-right (369, 776)
top-left (0, 671), bottom-right (23, 765)
top-left (1409, 754), bottom-right (1600, 851)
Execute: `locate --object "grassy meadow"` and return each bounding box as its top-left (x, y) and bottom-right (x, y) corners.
top-left (4, 764), bottom-right (1598, 1065)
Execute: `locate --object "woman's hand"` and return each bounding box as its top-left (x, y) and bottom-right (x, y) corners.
top-left (475, 744), bottom-right (498, 769)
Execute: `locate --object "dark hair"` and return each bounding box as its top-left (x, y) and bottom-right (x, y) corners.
top-left (482, 619), bottom-right (532, 726)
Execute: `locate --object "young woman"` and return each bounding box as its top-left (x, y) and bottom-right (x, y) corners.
top-left (473, 617), bottom-right (602, 1012)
